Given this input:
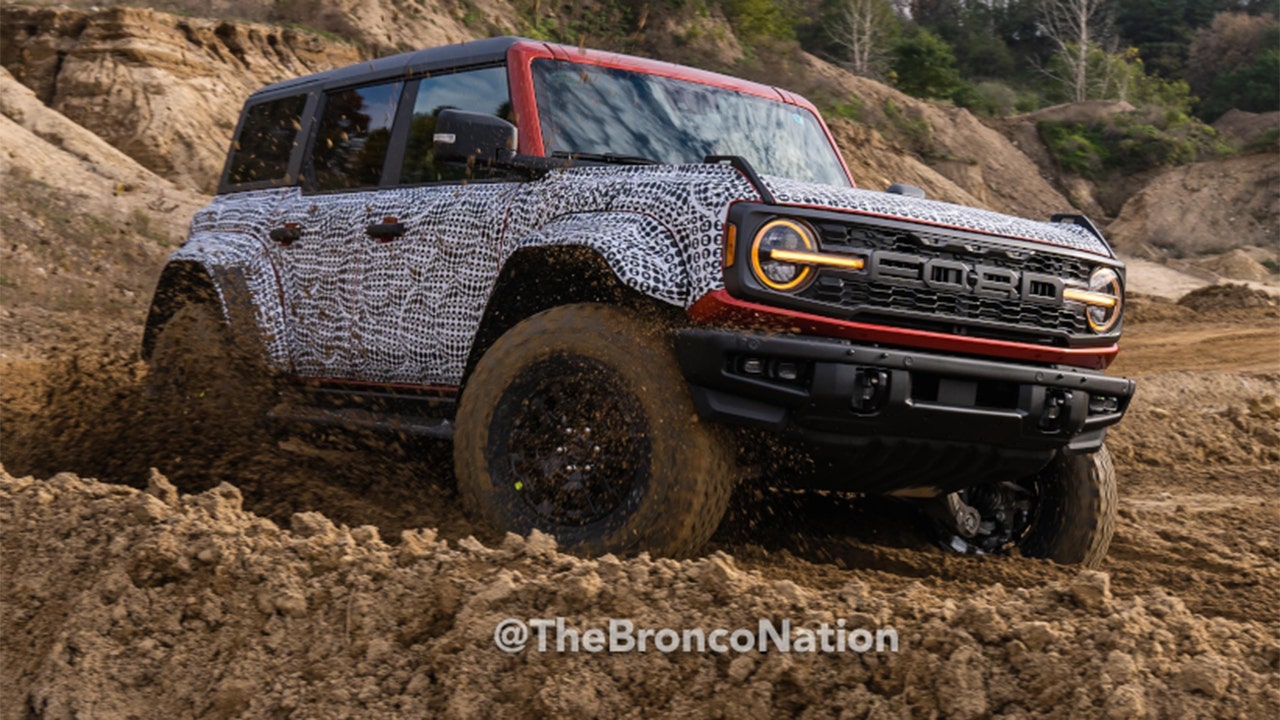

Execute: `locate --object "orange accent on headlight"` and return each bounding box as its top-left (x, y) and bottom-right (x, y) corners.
top-left (1062, 287), bottom-right (1118, 308)
top-left (769, 248), bottom-right (865, 270)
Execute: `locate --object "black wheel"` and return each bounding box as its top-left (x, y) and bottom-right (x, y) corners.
top-left (932, 445), bottom-right (1116, 568)
top-left (454, 303), bottom-right (735, 557)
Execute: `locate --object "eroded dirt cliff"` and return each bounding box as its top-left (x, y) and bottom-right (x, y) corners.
top-left (2, 5), bottom-right (361, 192)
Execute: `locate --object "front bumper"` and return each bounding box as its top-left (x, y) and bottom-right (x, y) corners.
top-left (675, 328), bottom-right (1135, 493)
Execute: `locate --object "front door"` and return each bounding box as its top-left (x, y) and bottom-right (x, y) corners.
top-left (349, 65), bottom-right (520, 386)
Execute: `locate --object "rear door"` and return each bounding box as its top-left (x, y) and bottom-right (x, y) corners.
top-left (270, 79), bottom-right (405, 380)
top-left (212, 91), bottom-right (313, 373)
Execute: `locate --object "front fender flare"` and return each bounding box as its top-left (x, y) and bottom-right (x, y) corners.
top-left (509, 211), bottom-right (694, 307)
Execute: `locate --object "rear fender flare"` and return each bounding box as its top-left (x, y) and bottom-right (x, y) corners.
top-left (144, 232), bottom-right (290, 369)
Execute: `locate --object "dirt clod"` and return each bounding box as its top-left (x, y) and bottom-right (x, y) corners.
top-left (3, 470), bottom-right (1279, 719)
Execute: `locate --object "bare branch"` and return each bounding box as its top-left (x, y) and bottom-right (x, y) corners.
top-left (828, 0), bottom-right (897, 78)
top-left (1040, 0), bottom-right (1108, 102)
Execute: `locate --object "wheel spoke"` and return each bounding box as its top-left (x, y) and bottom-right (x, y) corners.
top-left (501, 357), bottom-right (648, 526)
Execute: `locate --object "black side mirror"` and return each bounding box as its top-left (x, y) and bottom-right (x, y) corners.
top-left (886, 183), bottom-right (926, 199)
top-left (433, 109), bottom-right (517, 167)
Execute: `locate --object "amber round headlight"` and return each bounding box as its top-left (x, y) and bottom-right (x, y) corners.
top-left (1085, 267), bottom-right (1122, 333)
top-left (750, 219), bottom-right (817, 292)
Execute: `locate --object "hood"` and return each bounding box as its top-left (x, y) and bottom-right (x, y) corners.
top-left (762, 175), bottom-right (1113, 258)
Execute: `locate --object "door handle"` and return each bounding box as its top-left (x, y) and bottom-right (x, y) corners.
top-left (269, 224), bottom-right (302, 244)
top-left (367, 218), bottom-right (405, 240)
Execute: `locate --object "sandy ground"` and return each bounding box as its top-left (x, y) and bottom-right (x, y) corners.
top-left (1, 295), bottom-right (1278, 718)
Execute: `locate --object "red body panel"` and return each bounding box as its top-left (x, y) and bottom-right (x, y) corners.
top-left (687, 289), bottom-right (1118, 370)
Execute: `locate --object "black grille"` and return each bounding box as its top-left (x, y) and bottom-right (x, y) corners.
top-left (802, 220), bottom-right (1091, 343)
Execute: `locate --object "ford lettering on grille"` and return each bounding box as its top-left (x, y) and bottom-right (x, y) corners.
top-left (866, 250), bottom-right (1064, 305)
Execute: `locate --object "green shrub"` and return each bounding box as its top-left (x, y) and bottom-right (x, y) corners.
top-left (1014, 90), bottom-right (1042, 114)
top-left (1039, 123), bottom-right (1109, 175)
top-left (1039, 109), bottom-right (1230, 178)
top-left (883, 98), bottom-right (934, 155)
top-left (952, 80), bottom-right (1019, 116)
top-left (823, 97), bottom-right (865, 124)
top-left (1243, 127), bottom-right (1280, 154)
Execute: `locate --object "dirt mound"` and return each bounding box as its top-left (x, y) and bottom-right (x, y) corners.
top-left (825, 118), bottom-right (986, 208)
top-left (1192, 249), bottom-right (1276, 283)
top-left (1212, 109), bottom-right (1280, 149)
top-left (1107, 153), bottom-right (1280, 257)
top-left (1121, 293), bottom-right (1201, 324)
top-left (3, 302), bottom-right (1278, 717)
top-left (1106, 371), bottom-right (1280, 467)
top-left (1, 5), bottom-right (362, 192)
top-left (2, 469), bottom-right (1275, 719)
top-left (1178, 283), bottom-right (1280, 312)
top-left (1017, 100), bottom-right (1138, 125)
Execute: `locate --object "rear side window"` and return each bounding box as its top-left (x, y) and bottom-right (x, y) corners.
top-left (225, 95), bottom-right (307, 187)
top-left (310, 81), bottom-right (403, 191)
top-left (400, 66), bottom-right (512, 184)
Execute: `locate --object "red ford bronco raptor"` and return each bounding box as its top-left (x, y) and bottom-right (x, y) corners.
top-left (144, 37), bottom-right (1134, 565)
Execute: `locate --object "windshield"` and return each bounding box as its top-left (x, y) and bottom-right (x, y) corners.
top-left (530, 59), bottom-right (850, 187)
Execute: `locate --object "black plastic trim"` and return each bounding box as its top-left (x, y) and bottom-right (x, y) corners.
top-left (674, 328), bottom-right (1135, 458)
top-left (704, 155), bottom-right (775, 204)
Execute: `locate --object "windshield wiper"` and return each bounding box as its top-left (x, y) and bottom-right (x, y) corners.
top-left (550, 150), bottom-right (659, 166)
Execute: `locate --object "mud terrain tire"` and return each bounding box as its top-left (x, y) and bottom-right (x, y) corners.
top-left (1021, 446), bottom-right (1117, 568)
top-left (454, 303), bottom-right (734, 557)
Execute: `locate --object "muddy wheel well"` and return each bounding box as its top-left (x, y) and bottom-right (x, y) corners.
top-left (461, 246), bottom-right (682, 385)
top-left (141, 262), bottom-right (219, 361)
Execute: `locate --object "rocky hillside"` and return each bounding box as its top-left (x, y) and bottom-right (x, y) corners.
top-left (1108, 153), bottom-right (1279, 258)
top-left (0, 1), bottom-right (1276, 293)
top-left (2, 5), bottom-right (360, 193)
top-left (0, 4), bottom-right (1073, 218)
top-left (0, 62), bottom-right (205, 349)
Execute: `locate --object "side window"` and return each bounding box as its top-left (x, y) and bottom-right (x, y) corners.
top-left (310, 81), bottom-right (403, 192)
top-left (225, 95), bottom-right (306, 187)
top-left (400, 66), bottom-right (513, 185)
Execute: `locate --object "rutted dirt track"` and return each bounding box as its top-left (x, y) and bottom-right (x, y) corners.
top-left (2, 293), bottom-right (1279, 718)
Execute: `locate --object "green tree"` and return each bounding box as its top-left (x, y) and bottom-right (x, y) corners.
top-left (1114, 0), bottom-right (1222, 79)
top-left (891, 28), bottom-right (963, 98)
top-left (1203, 42), bottom-right (1280, 119)
top-left (722, 0), bottom-right (798, 44)
top-left (910, 0), bottom-right (1017, 80)
top-left (1188, 12), bottom-right (1280, 119)
top-left (1042, 44), bottom-right (1195, 112)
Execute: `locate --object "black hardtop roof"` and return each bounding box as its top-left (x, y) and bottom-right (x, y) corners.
top-left (250, 36), bottom-right (525, 101)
